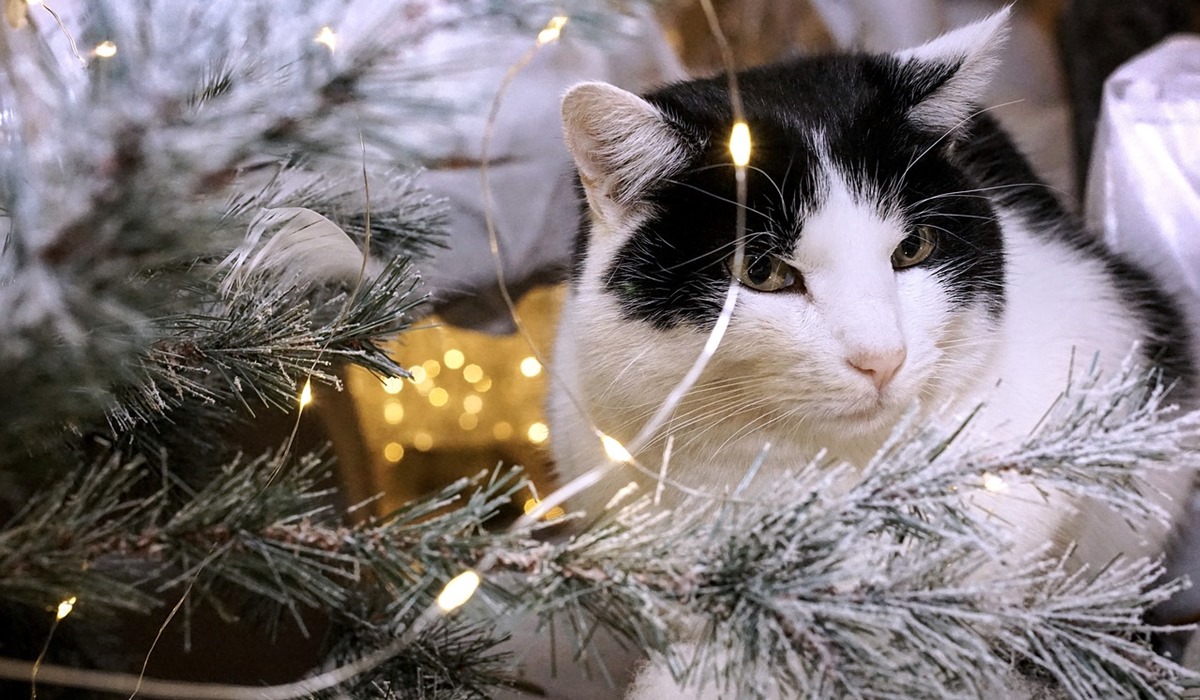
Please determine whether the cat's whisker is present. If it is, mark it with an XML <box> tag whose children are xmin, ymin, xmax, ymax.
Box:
<box><xmin>900</xmin><ymin>100</ymin><xmax>1026</xmax><ymax>182</ymax></box>
<box><xmin>904</xmin><ymin>182</ymin><xmax>1062</xmax><ymax>211</ymax></box>
<box><xmin>662</xmin><ymin>178</ymin><xmax>773</xmax><ymax>219</ymax></box>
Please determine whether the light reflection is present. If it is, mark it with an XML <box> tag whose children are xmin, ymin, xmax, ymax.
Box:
<box><xmin>527</xmin><ymin>422</ymin><xmax>549</xmax><ymax>444</ymax></box>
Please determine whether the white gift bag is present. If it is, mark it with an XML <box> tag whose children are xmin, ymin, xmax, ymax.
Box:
<box><xmin>1086</xmin><ymin>36</ymin><xmax>1200</xmax><ymax>325</ymax></box>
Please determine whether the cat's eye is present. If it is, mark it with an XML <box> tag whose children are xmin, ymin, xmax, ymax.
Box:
<box><xmin>892</xmin><ymin>226</ymin><xmax>936</xmax><ymax>269</ymax></box>
<box><xmin>728</xmin><ymin>253</ymin><xmax>796</xmax><ymax>292</ymax></box>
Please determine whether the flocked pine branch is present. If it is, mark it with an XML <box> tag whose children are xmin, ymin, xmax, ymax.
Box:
<box><xmin>3</xmin><ymin>363</ymin><xmax>1196</xmax><ymax>699</ymax></box>
<box><xmin>0</xmin><ymin>0</ymin><xmax>617</xmax><ymax>455</ymax></box>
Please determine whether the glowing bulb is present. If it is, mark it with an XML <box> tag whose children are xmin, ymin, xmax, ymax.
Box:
<box><xmin>729</xmin><ymin>121</ymin><xmax>751</xmax><ymax>167</ymax></box>
<box><xmin>536</xmin><ymin>15</ymin><xmax>568</xmax><ymax>45</ymax></box>
<box><xmin>474</xmin><ymin>376</ymin><xmax>493</xmax><ymax>392</ymax></box>
<box><xmin>982</xmin><ymin>472</ymin><xmax>1007</xmax><ymax>493</ymax></box>
<box><xmin>601</xmin><ymin>434</ymin><xmax>633</xmax><ymax>463</ymax></box>
<box><xmin>93</xmin><ymin>41</ymin><xmax>117</xmax><ymax>58</ymax></box>
<box><xmin>422</xmin><ymin>359</ymin><xmax>442</xmax><ymax>378</ymax></box>
<box><xmin>436</xmin><ymin>570</ymin><xmax>480</xmax><ymax>611</ymax></box>
<box><xmin>55</xmin><ymin>596</ymin><xmax>77</xmax><ymax>620</ymax></box>
<box><xmin>463</xmin><ymin>394</ymin><xmax>483</xmax><ymax>414</ymax></box>
<box><xmin>443</xmin><ymin>349</ymin><xmax>465</xmax><ymax>370</ymax></box>
<box><xmin>458</xmin><ymin>413</ymin><xmax>478</xmax><ymax>430</ymax></box>
<box><xmin>382</xmin><ymin>376</ymin><xmax>405</xmax><ymax>394</ymax></box>
<box><xmin>462</xmin><ymin>364</ymin><xmax>483</xmax><ymax>383</ymax></box>
<box><xmin>409</xmin><ymin>365</ymin><xmax>428</xmax><ymax>384</ymax></box>
<box><xmin>522</xmin><ymin>498</ymin><xmax>564</xmax><ymax>520</ymax></box>
<box><xmin>298</xmin><ymin>379</ymin><xmax>313</xmax><ymax>408</ymax></box>
<box><xmin>384</xmin><ymin>442</ymin><xmax>404</xmax><ymax>462</ymax></box>
<box><xmin>527</xmin><ymin>422</ymin><xmax>549</xmax><ymax>444</ymax></box>
<box><xmin>493</xmin><ymin>421</ymin><xmax>513</xmax><ymax>440</ymax></box>
<box><xmin>315</xmin><ymin>26</ymin><xmax>337</xmax><ymax>52</ymax></box>
<box><xmin>414</xmin><ymin>431</ymin><xmax>434</xmax><ymax>451</ymax></box>
<box><xmin>429</xmin><ymin>387</ymin><xmax>449</xmax><ymax>407</ymax></box>
<box><xmin>384</xmin><ymin>402</ymin><xmax>404</xmax><ymax>424</ymax></box>
<box><xmin>519</xmin><ymin>356</ymin><xmax>542</xmax><ymax>378</ymax></box>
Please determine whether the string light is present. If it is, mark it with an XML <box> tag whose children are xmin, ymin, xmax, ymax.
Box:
<box><xmin>729</xmin><ymin>121</ymin><xmax>752</xmax><ymax>167</ymax></box>
<box><xmin>493</xmin><ymin>421</ymin><xmax>513</xmax><ymax>440</ymax></box>
<box><xmin>429</xmin><ymin>387</ymin><xmax>449</xmax><ymax>407</ymax></box>
<box><xmin>384</xmin><ymin>442</ymin><xmax>404</xmax><ymax>462</ymax></box>
<box><xmin>458</xmin><ymin>413</ymin><xmax>478</xmax><ymax>430</ymax></box>
<box><xmin>523</xmin><ymin>498</ymin><xmax>564</xmax><ymax>520</ymax></box>
<box><xmin>982</xmin><ymin>472</ymin><xmax>1007</xmax><ymax>493</ymax></box>
<box><xmin>527</xmin><ymin>422</ymin><xmax>549</xmax><ymax>444</ymax></box>
<box><xmin>414</xmin><ymin>431</ymin><xmax>434</xmax><ymax>451</ymax></box>
<box><xmin>462</xmin><ymin>364</ymin><xmax>483</xmax><ymax>383</ymax></box>
<box><xmin>409</xmin><ymin>365</ymin><xmax>428</xmax><ymax>384</ymax></box>
<box><xmin>600</xmin><ymin>434</ymin><xmax>633</xmax><ymax>463</ymax></box>
<box><xmin>298</xmin><ymin>378</ymin><xmax>313</xmax><ymax>408</ymax></box>
<box><xmin>314</xmin><ymin>25</ymin><xmax>337</xmax><ymax>52</ymax></box>
<box><xmin>436</xmin><ymin>570</ymin><xmax>480</xmax><ymax>612</ymax></box>
<box><xmin>443</xmin><ymin>349</ymin><xmax>465</xmax><ymax>370</ymax></box>
<box><xmin>474</xmin><ymin>376</ymin><xmax>493</xmax><ymax>392</ymax></box>
<box><xmin>519</xmin><ymin>356</ymin><xmax>542</xmax><ymax>378</ymax></box>
<box><xmin>92</xmin><ymin>40</ymin><xmax>117</xmax><ymax>58</ymax></box>
<box><xmin>55</xmin><ymin>596</ymin><xmax>77</xmax><ymax>620</ymax></box>
<box><xmin>463</xmin><ymin>394</ymin><xmax>483</xmax><ymax>414</ymax></box>
<box><xmin>382</xmin><ymin>376</ymin><xmax>405</xmax><ymax>394</ymax></box>
<box><xmin>422</xmin><ymin>359</ymin><xmax>442</xmax><ymax>378</ymax></box>
<box><xmin>536</xmin><ymin>15</ymin><xmax>568</xmax><ymax>46</ymax></box>
<box><xmin>384</xmin><ymin>402</ymin><xmax>404</xmax><ymax>424</ymax></box>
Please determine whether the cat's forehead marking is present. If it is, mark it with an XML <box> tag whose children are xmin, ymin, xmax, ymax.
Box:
<box><xmin>795</xmin><ymin>162</ymin><xmax>900</xmax><ymax>268</ymax></box>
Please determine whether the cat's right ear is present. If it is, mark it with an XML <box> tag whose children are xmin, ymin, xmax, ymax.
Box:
<box><xmin>561</xmin><ymin>82</ymin><xmax>688</xmax><ymax>224</ymax></box>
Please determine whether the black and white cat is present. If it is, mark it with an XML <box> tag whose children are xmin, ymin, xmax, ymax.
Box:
<box><xmin>548</xmin><ymin>8</ymin><xmax>1194</xmax><ymax>696</ymax></box>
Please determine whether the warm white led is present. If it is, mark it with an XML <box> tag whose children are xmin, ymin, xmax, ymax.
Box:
<box><xmin>527</xmin><ymin>422</ymin><xmax>549</xmax><ymax>444</ymax></box>
<box><xmin>982</xmin><ymin>472</ymin><xmax>1006</xmax><ymax>493</ymax></box>
<box><xmin>436</xmin><ymin>571</ymin><xmax>480</xmax><ymax>611</ymax></box>
<box><xmin>519</xmin><ymin>356</ymin><xmax>542</xmax><ymax>378</ymax></box>
<box><xmin>601</xmin><ymin>434</ymin><xmax>633</xmax><ymax>463</ymax></box>
<box><xmin>93</xmin><ymin>41</ymin><xmax>117</xmax><ymax>58</ymax></box>
<box><xmin>298</xmin><ymin>379</ymin><xmax>313</xmax><ymax>408</ymax></box>
<box><xmin>443</xmin><ymin>349</ymin><xmax>465</xmax><ymax>369</ymax></box>
<box><xmin>314</xmin><ymin>26</ymin><xmax>337</xmax><ymax>52</ymax></box>
<box><xmin>536</xmin><ymin>15</ymin><xmax>568</xmax><ymax>45</ymax></box>
<box><xmin>729</xmin><ymin>121</ymin><xmax>751</xmax><ymax>167</ymax></box>
<box><xmin>56</xmin><ymin>596</ymin><xmax>77</xmax><ymax>620</ymax></box>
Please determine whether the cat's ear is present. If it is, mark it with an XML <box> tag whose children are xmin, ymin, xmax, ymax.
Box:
<box><xmin>561</xmin><ymin>82</ymin><xmax>689</xmax><ymax>222</ymax></box>
<box><xmin>893</xmin><ymin>7</ymin><xmax>1010</xmax><ymax>133</ymax></box>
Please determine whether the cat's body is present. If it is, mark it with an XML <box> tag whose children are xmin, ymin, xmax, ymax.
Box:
<box><xmin>548</xmin><ymin>10</ymin><xmax>1194</xmax><ymax>695</ymax></box>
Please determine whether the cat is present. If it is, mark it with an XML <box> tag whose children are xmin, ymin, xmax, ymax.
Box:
<box><xmin>547</xmin><ymin>8</ymin><xmax>1195</xmax><ymax>696</ymax></box>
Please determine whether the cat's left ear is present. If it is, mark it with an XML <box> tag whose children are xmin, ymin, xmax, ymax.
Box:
<box><xmin>893</xmin><ymin>6</ymin><xmax>1011</xmax><ymax>133</ymax></box>
<box><xmin>561</xmin><ymin>82</ymin><xmax>690</xmax><ymax>225</ymax></box>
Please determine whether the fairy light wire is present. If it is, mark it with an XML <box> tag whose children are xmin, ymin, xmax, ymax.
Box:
<box><xmin>516</xmin><ymin>0</ymin><xmax>753</xmax><ymax>524</ymax></box>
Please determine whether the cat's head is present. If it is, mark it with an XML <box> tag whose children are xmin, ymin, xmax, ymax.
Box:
<box><xmin>559</xmin><ymin>10</ymin><xmax>1012</xmax><ymax>452</ymax></box>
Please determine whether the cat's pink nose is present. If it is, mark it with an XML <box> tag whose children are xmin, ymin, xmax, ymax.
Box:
<box><xmin>847</xmin><ymin>347</ymin><xmax>906</xmax><ymax>391</ymax></box>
